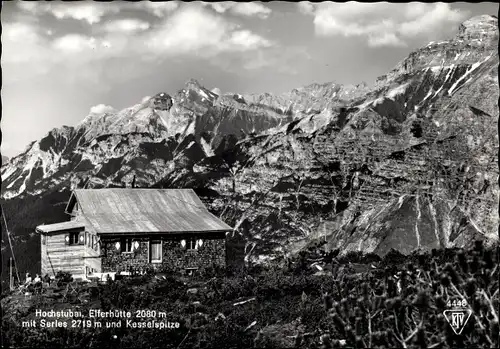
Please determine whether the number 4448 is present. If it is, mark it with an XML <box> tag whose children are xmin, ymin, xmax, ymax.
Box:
<box><xmin>447</xmin><ymin>299</ymin><xmax>468</xmax><ymax>308</ymax></box>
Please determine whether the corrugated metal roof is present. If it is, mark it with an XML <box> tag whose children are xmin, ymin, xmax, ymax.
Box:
<box><xmin>36</xmin><ymin>220</ymin><xmax>85</xmax><ymax>233</ymax></box>
<box><xmin>72</xmin><ymin>188</ymin><xmax>232</xmax><ymax>234</ymax></box>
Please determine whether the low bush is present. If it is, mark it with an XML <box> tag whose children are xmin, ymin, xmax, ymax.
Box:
<box><xmin>1</xmin><ymin>242</ymin><xmax>498</xmax><ymax>348</ymax></box>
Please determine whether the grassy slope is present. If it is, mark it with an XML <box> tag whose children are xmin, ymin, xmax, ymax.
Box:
<box><xmin>1</xmin><ymin>243</ymin><xmax>498</xmax><ymax>349</ymax></box>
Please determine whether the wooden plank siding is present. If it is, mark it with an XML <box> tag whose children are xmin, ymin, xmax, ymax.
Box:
<box><xmin>41</xmin><ymin>230</ymin><xmax>86</xmax><ymax>279</ymax></box>
<box><xmin>40</xmin><ymin>221</ymin><xmax>103</xmax><ymax>279</ymax></box>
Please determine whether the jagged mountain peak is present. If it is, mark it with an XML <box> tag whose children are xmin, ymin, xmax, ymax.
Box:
<box><xmin>184</xmin><ymin>78</ymin><xmax>205</xmax><ymax>90</ymax></box>
<box><xmin>46</xmin><ymin>125</ymin><xmax>74</xmax><ymax>136</ymax></box>
<box><xmin>172</xmin><ymin>80</ymin><xmax>222</xmax><ymax>115</ymax></box>
<box><xmin>456</xmin><ymin>14</ymin><xmax>498</xmax><ymax>44</ymax></box>
<box><xmin>459</xmin><ymin>14</ymin><xmax>498</xmax><ymax>33</ymax></box>
<box><xmin>148</xmin><ymin>92</ymin><xmax>173</xmax><ymax>111</ymax></box>
<box><xmin>376</xmin><ymin>14</ymin><xmax>498</xmax><ymax>86</ymax></box>
<box><xmin>2</xmin><ymin>17</ymin><xmax>498</xmax><ymax>260</ymax></box>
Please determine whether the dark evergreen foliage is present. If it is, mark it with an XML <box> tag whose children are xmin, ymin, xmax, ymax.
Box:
<box><xmin>1</xmin><ymin>243</ymin><xmax>498</xmax><ymax>348</ymax></box>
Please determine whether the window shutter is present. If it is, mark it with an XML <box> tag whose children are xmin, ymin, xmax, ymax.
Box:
<box><xmin>64</xmin><ymin>234</ymin><xmax>70</xmax><ymax>245</ymax></box>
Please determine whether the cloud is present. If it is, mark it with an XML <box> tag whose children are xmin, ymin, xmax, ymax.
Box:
<box><xmin>297</xmin><ymin>2</ymin><xmax>315</xmax><ymax>15</ymax></box>
<box><xmin>52</xmin><ymin>34</ymin><xmax>101</xmax><ymax>53</ymax></box>
<box><xmin>4</xmin><ymin>5</ymin><xmax>272</xmax><ymax>67</ymax></box>
<box><xmin>368</xmin><ymin>33</ymin><xmax>406</xmax><ymax>48</ymax></box>
<box><xmin>228</xmin><ymin>3</ymin><xmax>272</xmax><ymax>19</ymax></box>
<box><xmin>297</xmin><ymin>3</ymin><xmax>467</xmax><ymax>47</ymax></box>
<box><xmin>103</xmin><ymin>19</ymin><xmax>151</xmax><ymax>33</ymax></box>
<box><xmin>208</xmin><ymin>3</ymin><xmax>234</xmax><ymax>14</ymax></box>
<box><xmin>141</xmin><ymin>96</ymin><xmax>152</xmax><ymax>103</ymax></box>
<box><xmin>17</xmin><ymin>1</ymin><xmax>119</xmax><ymax>24</ymax></box>
<box><xmin>16</xmin><ymin>1</ymin><xmax>179</xmax><ymax>24</ymax></box>
<box><xmin>399</xmin><ymin>3</ymin><xmax>465</xmax><ymax>37</ymax></box>
<box><xmin>2</xmin><ymin>21</ymin><xmax>39</xmax><ymax>42</ymax></box>
<box><xmin>227</xmin><ymin>30</ymin><xmax>273</xmax><ymax>51</ymax></box>
<box><xmin>132</xmin><ymin>1</ymin><xmax>180</xmax><ymax>17</ymax></box>
<box><xmin>4</xmin><ymin>2</ymin><xmax>275</xmax><ymax>84</ymax></box>
<box><xmin>89</xmin><ymin>104</ymin><xmax>116</xmax><ymax>114</ymax></box>
<box><xmin>2</xmin><ymin>20</ymin><xmax>122</xmax><ymax>85</ymax></box>
<box><xmin>213</xmin><ymin>46</ymin><xmax>311</xmax><ymax>75</ymax></box>
<box><xmin>2</xmin><ymin>22</ymin><xmax>50</xmax><ymax>64</ymax></box>
<box><xmin>145</xmin><ymin>6</ymin><xmax>273</xmax><ymax>56</ymax></box>
<box><xmin>203</xmin><ymin>2</ymin><xmax>272</xmax><ymax>19</ymax></box>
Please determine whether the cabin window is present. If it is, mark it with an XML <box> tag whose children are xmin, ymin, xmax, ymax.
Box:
<box><xmin>121</xmin><ymin>238</ymin><xmax>133</xmax><ymax>253</ymax></box>
<box><xmin>189</xmin><ymin>239</ymin><xmax>196</xmax><ymax>250</ymax></box>
<box><xmin>187</xmin><ymin>238</ymin><xmax>201</xmax><ymax>250</ymax></box>
<box><xmin>66</xmin><ymin>232</ymin><xmax>82</xmax><ymax>246</ymax></box>
<box><xmin>150</xmin><ymin>240</ymin><xmax>162</xmax><ymax>263</ymax></box>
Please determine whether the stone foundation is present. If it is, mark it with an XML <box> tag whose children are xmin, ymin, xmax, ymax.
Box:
<box><xmin>100</xmin><ymin>235</ymin><xmax>226</xmax><ymax>274</ymax></box>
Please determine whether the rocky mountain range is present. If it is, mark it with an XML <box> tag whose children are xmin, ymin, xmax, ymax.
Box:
<box><xmin>1</xmin><ymin>15</ymin><xmax>498</xmax><ymax>263</ymax></box>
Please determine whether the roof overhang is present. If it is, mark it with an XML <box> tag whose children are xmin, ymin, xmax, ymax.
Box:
<box><xmin>95</xmin><ymin>229</ymin><xmax>231</xmax><ymax>236</ymax></box>
<box><xmin>36</xmin><ymin>220</ymin><xmax>85</xmax><ymax>234</ymax></box>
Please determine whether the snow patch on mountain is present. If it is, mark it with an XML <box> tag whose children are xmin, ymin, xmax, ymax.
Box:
<box><xmin>1</xmin><ymin>166</ymin><xmax>17</xmax><ymax>182</ymax></box>
<box><xmin>156</xmin><ymin>110</ymin><xmax>170</xmax><ymax>129</ymax></box>
<box><xmin>199</xmin><ymin>89</ymin><xmax>209</xmax><ymax>100</ymax></box>
<box><xmin>422</xmin><ymin>89</ymin><xmax>434</xmax><ymax>102</ymax></box>
<box><xmin>386</xmin><ymin>83</ymin><xmax>409</xmax><ymax>100</ymax></box>
<box><xmin>430</xmin><ymin>66</ymin><xmax>442</xmax><ymax>74</ymax></box>
<box><xmin>432</xmin><ymin>85</ymin><xmax>444</xmax><ymax>99</ymax></box>
<box><xmin>444</xmin><ymin>65</ymin><xmax>455</xmax><ymax>83</ymax></box>
<box><xmin>200</xmin><ymin>137</ymin><xmax>214</xmax><ymax>157</ymax></box>
<box><xmin>448</xmin><ymin>56</ymin><xmax>489</xmax><ymax>95</ymax></box>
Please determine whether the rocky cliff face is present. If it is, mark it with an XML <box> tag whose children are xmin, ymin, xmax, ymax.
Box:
<box><xmin>1</xmin><ymin>80</ymin><xmax>291</xmax><ymax>199</ymax></box>
<box><xmin>182</xmin><ymin>14</ymin><xmax>499</xmax><ymax>260</ymax></box>
<box><xmin>1</xmin><ymin>15</ymin><xmax>498</xmax><ymax>262</ymax></box>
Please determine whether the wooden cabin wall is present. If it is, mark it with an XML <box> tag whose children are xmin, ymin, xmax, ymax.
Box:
<box><xmin>83</xmin><ymin>225</ymin><xmax>102</xmax><ymax>274</ymax></box>
<box><xmin>41</xmin><ymin>230</ymin><xmax>85</xmax><ymax>279</ymax></box>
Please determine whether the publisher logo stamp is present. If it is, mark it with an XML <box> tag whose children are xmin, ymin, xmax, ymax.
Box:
<box><xmin>443</xmin><ymin>299</ymin><xmax>472</xmax><ymax>335</ymax></box>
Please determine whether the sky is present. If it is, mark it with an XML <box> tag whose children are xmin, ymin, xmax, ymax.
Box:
<box><xmin>1</xmin><ymin>1</ymin><xmax>498</xmax><ymax>158</ymax></box>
